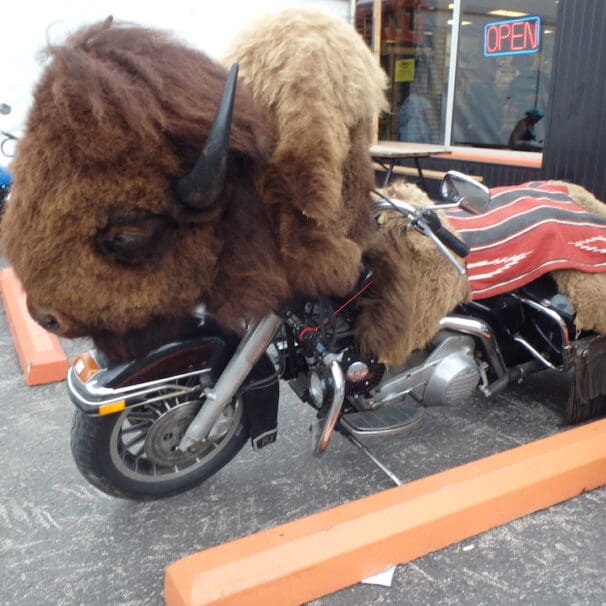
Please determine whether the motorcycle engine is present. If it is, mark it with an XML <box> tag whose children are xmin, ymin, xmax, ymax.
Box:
<box><xmin>304</xmin><ymin>348</ymin><xmax>385</xmax><ymax>409</ymax></box>
<box><xmin>342</xmin><ymin>348</ymin><xmax>385</xmax><ymax>395</ymax></box>
<box><xmin>423</xmin><ymin>334</ymin><xmax>481</xmax><ymax>405</ymax></box>
<box><xmin>372</xmin><ymin>333</ymin><xmax>481</xmax><ymax>407</ymax></box>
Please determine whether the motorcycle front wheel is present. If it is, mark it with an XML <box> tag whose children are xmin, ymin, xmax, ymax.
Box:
<box><xmin>70</xmin><ymin>340</ymin><xmax>273</xmax><ymax>500</ymax></box>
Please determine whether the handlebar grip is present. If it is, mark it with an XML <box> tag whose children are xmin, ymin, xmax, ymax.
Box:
<box><xmin>433</xmin><ymin>224</ymin><xmax>470</xmax><ymax>258</ymax></box>
<box><xmin>421</xmin><ymin>209</ymin><xmax>470</xmax><ymax>258</ymax></box>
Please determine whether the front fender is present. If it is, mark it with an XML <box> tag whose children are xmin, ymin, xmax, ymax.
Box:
<box><xmin>68</xmin><ymin>318</ymin><xmax>279</xmax><ymax>449</ymax></box>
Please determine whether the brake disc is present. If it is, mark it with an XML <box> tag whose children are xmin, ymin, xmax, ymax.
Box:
<box><xmin>144</xmin><ymin>401</ymin><xmax>206</xmax><ymax>466</ymax></box>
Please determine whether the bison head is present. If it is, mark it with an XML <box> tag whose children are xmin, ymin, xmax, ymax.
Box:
<box><xmin>1</xmin><ymin>19</ymin><xmax>290</xmax><ymax>360</ymax></box>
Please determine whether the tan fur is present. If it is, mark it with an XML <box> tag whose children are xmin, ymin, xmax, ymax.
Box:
<box><xmin>357</xmin><ymin>181</ymin><xmax>469</xmax><ymax>364</ymax></box>
<box><xmin>223</xmin><ymin>9</ymin><xmax>388</xmax><ymax>206</ymax></box>
<box><xmin>548</xmin><ymin>181</ymin><xmax>606</xmax><ymax>335</ymax></box>
<box><xmin>223</xmin><ymin>8</ymin><xmax>388</xmax><ymax>296</ymax></box>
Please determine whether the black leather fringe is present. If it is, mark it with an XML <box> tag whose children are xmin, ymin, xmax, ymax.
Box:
<box><xmin>566</xmin><ymin>336</ymin><xmax>606</xmax><ymax>424</ymax></box>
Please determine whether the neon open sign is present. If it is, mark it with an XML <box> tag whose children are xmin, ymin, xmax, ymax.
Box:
<box><xmin>484</xmin><ymin>16</ymin><xmax>541</xmax><ymax>57</ymax></box>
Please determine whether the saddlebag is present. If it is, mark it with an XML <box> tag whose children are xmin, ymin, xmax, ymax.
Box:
<box><xmin>566</xmin><ymin>335</ymin><xmax>606</xmax><ymax>423</ymax></box>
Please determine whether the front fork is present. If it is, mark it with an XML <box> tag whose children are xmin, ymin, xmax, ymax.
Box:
<box><xmin>178</xmin><ymin>313</ymin><xmax>284</xmax><ymax>452</ymax></box>
<box><xmin>178</xmin><ymin>311</ymin><xmax>348</xmax><ymax>454</ymax></box>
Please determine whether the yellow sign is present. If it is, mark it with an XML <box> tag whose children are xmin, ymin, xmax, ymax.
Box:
<box><xmin>395</xmin><ymin>59</ymin><xmax>415</xmax><ymax>82</ymax></box>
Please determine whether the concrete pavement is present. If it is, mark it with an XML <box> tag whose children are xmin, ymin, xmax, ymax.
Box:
<box><xmin>1</xmin><ymin>294</ymin><xmax>606</xmax><ymax>605</ymax></box>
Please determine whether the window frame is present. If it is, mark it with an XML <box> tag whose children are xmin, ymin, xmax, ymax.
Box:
<box><xmin>366</xmin><ymin>0</ymin><xmax>548</xmax><ymax>166</ymax></box>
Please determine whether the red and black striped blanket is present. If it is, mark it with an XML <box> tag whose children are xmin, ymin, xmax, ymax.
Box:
<box><xmin>445</xmin><ymin>181</ymin><xmax>606</xmax><ymax>299</ymax></box>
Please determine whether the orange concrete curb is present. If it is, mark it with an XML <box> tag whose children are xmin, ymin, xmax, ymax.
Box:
<box><xmin>164</xmin><ymin>418</ymin><xmax>606</xmax><ymax>606</ymax></box>
<box><xmin>0</xmin><ymin>267</ymin><xmax>69</xmax><ymax>385</ymax></box>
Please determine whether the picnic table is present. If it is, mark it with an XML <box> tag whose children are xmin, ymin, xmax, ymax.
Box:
<box><xmin>369</xmin><ymin>141</ymin><xmax>451</xmax><ymax>189</ymax></box>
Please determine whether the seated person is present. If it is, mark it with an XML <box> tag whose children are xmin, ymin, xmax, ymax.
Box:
<box><xmin>508</xmin><ymin>108</ymin><xmax>544</xmax><ymax>151</ymax></box>
<box><xmin>398</xmin><ymin>86</ymin><xmax>435</xmax><ymax>143</ymax></box>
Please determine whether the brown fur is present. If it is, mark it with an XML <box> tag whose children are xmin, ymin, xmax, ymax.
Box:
<box><xmin>0</xmin><ymin>12</ymin><xmax>389</xmax><ymax>361</ymax></box>
<box><xmin>1</xmin><ymin>18</ymin><xmax>291</xmax><ymax>358</ymax></box>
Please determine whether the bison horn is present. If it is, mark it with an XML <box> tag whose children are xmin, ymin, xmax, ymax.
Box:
<box><xmin>175</xmin><ymin>63</ymin><xmax>239</xmax><ymax>211</ymax></box>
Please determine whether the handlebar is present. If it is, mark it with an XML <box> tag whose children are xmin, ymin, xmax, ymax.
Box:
<box><xmin>420</xmin><ymin>209</ymin><xmax>470</xmax><ymax>258</ymax></box>
<box><xmin>372</xmin><ymin>190</ymin><xmax>468</xmax><ymax>275</ymax></box>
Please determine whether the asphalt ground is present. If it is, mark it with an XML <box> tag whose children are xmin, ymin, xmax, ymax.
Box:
<box><xmin>1</xmin><ymin>279</ymin><xmax>606</xmax><ymax>605</ymax></box>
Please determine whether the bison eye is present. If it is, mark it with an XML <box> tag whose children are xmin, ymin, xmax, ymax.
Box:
<box><xmin>95</xmin><ymin>215</ymin><xmax>176</xmax><ymax>265</ymax></box>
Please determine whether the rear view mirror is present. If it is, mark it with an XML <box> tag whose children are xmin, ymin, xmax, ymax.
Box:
<box><xmin>440</xmin><ymin>171</ymin><xmax>490</xmax><ymax>215</ymax></box>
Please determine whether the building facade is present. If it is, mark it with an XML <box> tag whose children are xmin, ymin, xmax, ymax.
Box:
<box><xmin>357</xmin><ymin>0</ymin><xmax>606</xmax><ymax>199</ymax></box>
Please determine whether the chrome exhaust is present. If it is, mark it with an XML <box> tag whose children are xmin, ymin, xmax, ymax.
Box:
<box><xmin>439</xmin><ymin>315</ymin><xmax>507</xmax><ymax>377</ymax></box>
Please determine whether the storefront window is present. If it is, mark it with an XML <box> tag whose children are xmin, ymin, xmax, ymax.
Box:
<box><xmin>356</xmin><ymin>0</ymin><xmax>453</xmax><ymax>142</ymax></box>
<box><xmin>453</xmin><ymin>1</ymin><xmax>557</xmax><ymax>151</ymax></box>
<box><xmin>355</xmin><ymin>0</ymin><xmax>558</xmax><ymax>153</ymax></box>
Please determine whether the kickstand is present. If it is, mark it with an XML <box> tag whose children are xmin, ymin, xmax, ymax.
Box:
<box><xmin>341</xmin><ymin>427</ymin><xmax>403</xmax><ymax>487</ymax></box>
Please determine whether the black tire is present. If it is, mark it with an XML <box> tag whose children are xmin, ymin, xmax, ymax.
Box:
<box><xmin>70</xmin><ymin>339</ymin><xmax>274</xmax><ymax>500</ymax></box>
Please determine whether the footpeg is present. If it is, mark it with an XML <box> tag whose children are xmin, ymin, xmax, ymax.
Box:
<box><xmin>340</xmin><ymin>399</ymin><xmax>422</xmax><ymax>436</ymax></box>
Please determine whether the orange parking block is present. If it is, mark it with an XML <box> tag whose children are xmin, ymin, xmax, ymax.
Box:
<box><xmin>0</xmin><ymin>267</ymin><xmax>69</xmax><ymax>385</ymax></box>
<box><xmin>164</xmin><ymin>419</ymin><xmax>606</xmax><ymax>606</ymax></box>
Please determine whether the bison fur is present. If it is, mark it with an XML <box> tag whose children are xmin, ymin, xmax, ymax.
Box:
<box><xmin>1</xmin><ymin>10</ymin><xmax>391</xmax><ymax>361</ymax></box>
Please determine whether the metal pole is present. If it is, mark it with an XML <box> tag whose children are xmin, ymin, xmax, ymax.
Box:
<box><xmin>344</xmin><ymin>432</ymin><xmax>403</xmax><ymax>486</ymax></box>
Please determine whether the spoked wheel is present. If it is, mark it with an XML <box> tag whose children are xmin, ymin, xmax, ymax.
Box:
<box><xmin>108</xmin><ymin>383</ymin><xmax>245</xmax><ymax>484</ymax></box>
<box><xmin>71</xmin><ymin>340</ymin><xmax>255</xmax><ymax>500</ymax></box>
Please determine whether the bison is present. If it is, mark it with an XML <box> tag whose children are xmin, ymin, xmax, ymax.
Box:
<box><xmin>3</xmin><ymin>9</ymin><xmax>462</xmax><ymax>364</ymax></box>
<box><xmin>4</xmin><ymin>8</ymin><xmax>606</xmax><ymax>368</ymax></box>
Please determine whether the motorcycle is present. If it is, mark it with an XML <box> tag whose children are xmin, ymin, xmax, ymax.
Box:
<box><xmin>0</xmin><ymin>165</ymin><xmax>10</xmax><ymax>214</ymax></box>
<box><xmin>0</xmin><ymin>102</ymin><xmax>15</xmax><ymax>214</ymax></box>
<box><xmin>67</xmin><ymin>171</ymin><xmax>606</xmax><ymax>499</ymax></box>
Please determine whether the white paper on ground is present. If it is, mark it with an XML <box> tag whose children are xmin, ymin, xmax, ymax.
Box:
<box><xmin>361</xmin><ymin>565</ymin><xmax>397</xmax><ymax>587</ymax></box>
